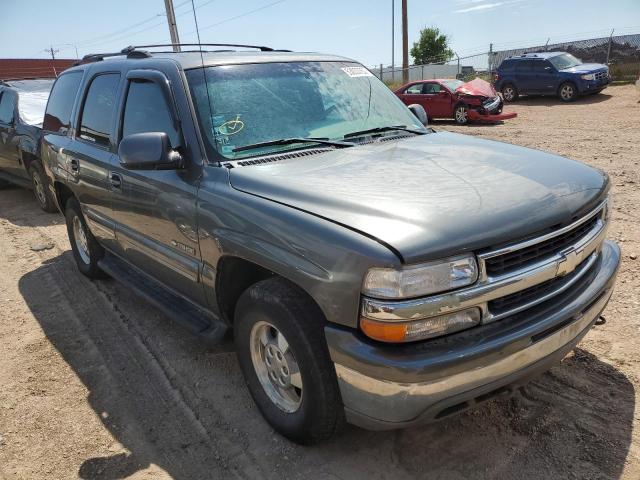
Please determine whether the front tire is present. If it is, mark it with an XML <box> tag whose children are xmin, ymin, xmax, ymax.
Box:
<box><xmin>234</xmin><ymin>278</ymin><xmax>344</xmax><ymax>444</ymax></box>
<box><xmin>65</xmin><ymin>197</ymin><xmax>106</xmax><ymax>279</ymax></box>
<box><xmin>454</xmin><ymin>104</ymin><xmax>469</xmax><ymax>124</ymax></box>
<box><xmin>559</xmin><ymin>82</ymin><xmax>578</xmax><ymax>102</ymax></box>
<box><xmin>30</xmin><ymin>162</ymin><xmax>57</xmax><ymax>212</ymax></box>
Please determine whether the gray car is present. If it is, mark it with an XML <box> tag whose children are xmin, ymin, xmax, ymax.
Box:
<box><xmin>41</xmin><ymin>44</ymin><xmax>620</xmax><ymax>444</ymax></box>
<box><xmin>0</xmin><ymin>79</ymin><xmax>57</xmax><ymax>211</ymax></box>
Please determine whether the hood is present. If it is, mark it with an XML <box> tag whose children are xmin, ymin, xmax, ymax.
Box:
<box><xmin>562</xmin><ymin>63</ymin><xmax>608</xmax><ymax>74</ymax></box>
<box><xmin>229</xmin><ymin>132</ymin><xmax>607</xmax><ymax>263</ymax></box>
<box><xmin>455</xmin><ymin>78</ymin><xmax>497</xmax><ymax>98</ymax></box>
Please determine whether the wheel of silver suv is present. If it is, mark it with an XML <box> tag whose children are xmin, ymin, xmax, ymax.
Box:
<box><xmin>234</xmin><ymin>277</ymin><xmax>343</xmax><ymax>444</ymax></box>
<box><xmin>64</xmin><ymin>197</ymin><xmax>106</xmax><ymax>279</ymax></box>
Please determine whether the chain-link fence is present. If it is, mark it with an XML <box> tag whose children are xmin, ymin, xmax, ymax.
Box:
<box><xmin>490</xmin><ymin>33</ymin><xmax>640</xmax><ymax>82</ymax></box>
<box><xmin>373</xmin><ymin>32</ymin><xmax>640</xmax><ymax>85</ymax></box>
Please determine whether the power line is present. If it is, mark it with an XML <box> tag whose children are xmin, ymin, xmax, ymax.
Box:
<box><xmin>184</xmin><ymin>0</ymin><xmax>286</xmax><ymax>35</ymax></box>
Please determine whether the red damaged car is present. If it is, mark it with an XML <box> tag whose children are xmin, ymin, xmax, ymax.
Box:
<box><xmin>394</xmin><ymin>78</ymin><xmax>517</xmax><ymax>124</ymax></box>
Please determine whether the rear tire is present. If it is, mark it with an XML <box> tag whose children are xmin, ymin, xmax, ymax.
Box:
<box><xmin>501</xmin><ymin>83</ymin><xmax>518</xmax><ymax>102</ymax></box>
<box><xmin>234</xmin><ymin>277</ymin><xmax>344</xmax><ymax>444</ymax></box>
<box><xmin>65</xmin><ymin>197</ymin><xmax>107</xmax><ymax>279</ymax></box>
<box><xmin>30</xmin><ymin>162</ymin><xmax>57</xmax><ymax>213</ymax></box>
<box><xmin>558</xmin><ymin>82</ymin><xmax>578</xmax><ymax>102</ymax></box>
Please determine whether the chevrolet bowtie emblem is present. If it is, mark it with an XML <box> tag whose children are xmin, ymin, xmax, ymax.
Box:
<box><xmin>556</xmin><ymin>247</ymin><xmax>581</xmax><ymax>277</ymax></box>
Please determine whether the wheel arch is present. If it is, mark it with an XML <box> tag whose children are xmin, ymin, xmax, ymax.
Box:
<box><xmin>54</xmin><ymin>181</ymin><xmax>76</xmax><ymax>213</ymax></box>
<box><xmin>215</xmin><ymin>255</ymin><xmax>328</xmax><ymax>327</ymax></box>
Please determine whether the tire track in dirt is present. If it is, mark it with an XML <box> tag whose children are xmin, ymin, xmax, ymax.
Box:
<box><xmin>1</xmin><ymin>196</ymin><xmax>266</xmax><ymax>479</ymax></box>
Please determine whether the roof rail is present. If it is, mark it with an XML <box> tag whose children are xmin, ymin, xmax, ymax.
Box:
<box><xmin>131</xmin><ymin>43</ymin><xmax>279</xmax><ymax>52</ymax></box>
<box><xmin>76</xmin><ymin>46</ymin><xmax>152</xmax><ymax>65</ymax></box>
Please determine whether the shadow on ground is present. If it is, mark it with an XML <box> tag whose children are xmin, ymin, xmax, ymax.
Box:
<box><xmin>510</xmin><ymin>92</ymin><xmax>613</xmax><ymax>106</ymax></box>
<box><xmin>0</xmin><ymin>186</ymin><xmax>62</xmax><ymax>227</ymax></box>
<box><xmin>19</xmin><ymin>252</ymin><xmax>635</xmax><ymax>479</ymax></box>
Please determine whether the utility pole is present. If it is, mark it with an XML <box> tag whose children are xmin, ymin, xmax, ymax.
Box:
<box><xmin>391</xmin><ymin>0</ymin><xmax>395</xmax><ymax>83</ymax></box>
<box><xmin>164</xmin><ymin>0</ymin><xmax>181</xmax><ymax>52</ymax></box>
<box><xmin>402</xmin><ymin>0</ymin><xmax>408</xmax><ymax>84</ymax></box>
<box><xmin>44</xmin><ymin>46</ymin><xmax>59</xmax><ymax>76</ymax></box>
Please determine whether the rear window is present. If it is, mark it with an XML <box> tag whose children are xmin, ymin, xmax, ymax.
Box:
<box><xmin>79</xmin><ymin>73</ymin><xmax>120</xmax><ymax>147</ymax></box>
<box><xmin>43</xmin><ymin>71</ymin><xmax>83</xmax><ymax>133</ymax></box>
<box><xmin>515</xmin><ymin>60</ymin><xmax>535</xmax><ymax>72</ymax></box>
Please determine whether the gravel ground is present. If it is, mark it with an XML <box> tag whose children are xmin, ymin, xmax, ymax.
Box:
<box><xmin>0</xmin><ymin>84</ymin><xmax>638</xmax><ymax>480</ymax></box>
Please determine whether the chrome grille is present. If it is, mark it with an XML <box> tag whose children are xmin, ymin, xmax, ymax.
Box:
<box><xmin>594</xmin><ymin>71</ymin><xmax>608</xmax><ymax>81</ymax></box>
<box><xmin>484</xmin><ymin>213</ymin><xmax>600</xmax><ymax>277</ymax></box>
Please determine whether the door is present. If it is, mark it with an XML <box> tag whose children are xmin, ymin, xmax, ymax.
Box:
<box><xmin>533</xmin><ymin>60</ymin><xmax>557</xmax><ymax>95</ymax></box>
<box><xmin>111</xmin><ymin>69</ymin><xmax>205</xmax><ymax>306</ymax></box>
<box><xmin>66</xmin><ymin>72</ymin><xmax>121</xmax><ymax>249</ymax></box>
<box><xmin>514</xmin><ymin>60</ymin><xmax>537</xmax><ymax>94</ymax></box>
<box><xmin>399</xmin><ymin>82</ymin><xmax>426</xmax><ymax>108</ymax></box>
<box><xmin>0</xmin><ymin>89</ymin><xmax>21</xmax><ymax>179</ymax></box>
<box><xmin>420</xmin><ymin>82</ymin><xmax>452</xmax><ymax>118</ymax></box>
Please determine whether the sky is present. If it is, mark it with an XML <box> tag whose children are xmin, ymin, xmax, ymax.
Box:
<box><xmin>1</xmin><ymin>0</ymin><xmax>639</xmax><ymax>68</ymax></box>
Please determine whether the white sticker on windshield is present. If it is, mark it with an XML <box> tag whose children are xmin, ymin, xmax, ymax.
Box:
<box><xmin>341</xmin><ymin>66</ymin><xmax>374</xmax><ymax>78</ymax></box>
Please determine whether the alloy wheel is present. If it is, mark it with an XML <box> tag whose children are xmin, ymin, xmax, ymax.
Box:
<box><xmin>455</xmin><ymin>106</ymin><xmax>468</xmax><ymax>124</ymax></box>
<box><xmin>560</xmin><ymin>84</ymin><xmax>575</xmax><ymax>101</ymax></box>
<box><xmin>32</xmin><ymin>171</ymin><xmax>47</xmax><ymax>207</ymax></box>
<box><xmin>72</xmin><ymin>216</ymin><xmax>90</xmax><ymax>265</ymax></box>
<box><xmin>250</xmin><ymin>321</ymin><xmax>303</xmax><ymax>413</ymax></box>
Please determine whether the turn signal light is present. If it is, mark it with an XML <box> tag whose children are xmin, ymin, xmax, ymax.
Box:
<box><xmin>360</xmin><ymin>307</ymin><xmax>482</xmax><ymax>343</ymax></box>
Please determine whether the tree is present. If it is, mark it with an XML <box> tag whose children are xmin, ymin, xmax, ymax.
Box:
<box><xmin>410</xmin><ymin>27</ymin><xmax>454</xmax><ymax>65</ymax></box>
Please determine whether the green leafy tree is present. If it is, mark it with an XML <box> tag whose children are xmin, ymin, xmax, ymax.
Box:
<box><xmin>410</xmin><ymin>27</ymin><xmax>454</xmax><ymax>65</ymax></box>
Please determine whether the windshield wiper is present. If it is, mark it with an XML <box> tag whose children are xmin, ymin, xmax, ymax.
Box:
<box><xmin>232</xmin><ymin>137</ymin><xmax>354</xmax><ymax>153</ymax></box>
<box><xmin>343</xmin><ymin>125</ymin><xmax>426</xmax><ymax>139</ymax></box>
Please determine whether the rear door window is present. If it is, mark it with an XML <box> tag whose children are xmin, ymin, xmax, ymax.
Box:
<box><xmin>515</xmin><ymin>60</ymin><xmax>534</xmax><ymax>72</ymax></box>
<box><xmin>121</xmin><ymin>80</ymin><xmax>180</xmax><ymax>147</ymax></box>
<box><xmin>79</xmin><ymin>73</ymin><xmax>120</xmax><ymax>148</ymax></box>
<box><xmin>405</xmin><ymin>83</ymin><xmax>424</xmax><ymax>94</ymax></box>
<box><xmin>43</xmin><ymin>71</ymin><xmax>83</xmax><ymax>133</ymax></box>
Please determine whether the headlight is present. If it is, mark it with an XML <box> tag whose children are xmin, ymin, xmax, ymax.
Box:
<box><xmin>581</xmin><ymin>73</ymin><xmax>595</xmax><ymax>80</ymax></box>
<box><xmin>362</xmin><ymin>254</ymin><xmax>478</xmax><ymax>299</ymax></box>
<box><xmin>360</xmin><ymin>307</ymin><xmax>481</xmax><ymax>343</ymax></box>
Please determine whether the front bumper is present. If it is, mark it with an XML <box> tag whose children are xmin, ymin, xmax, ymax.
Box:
<box><xmin>326</xmin><ymin>240</ymin><xmax>620</xmax><ymax>430</ymax></box>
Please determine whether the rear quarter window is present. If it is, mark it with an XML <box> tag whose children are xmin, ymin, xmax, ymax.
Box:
<box><xmin>43</xmin><ymin>71</ymin><xmax>83</xmax><ymax>133</ymax></box>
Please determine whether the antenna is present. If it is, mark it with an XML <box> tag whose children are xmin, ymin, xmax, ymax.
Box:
<box><xmin>190</xmin><ymin>0</ymin><xmax>219</xmax><ymax>163</ymax></box>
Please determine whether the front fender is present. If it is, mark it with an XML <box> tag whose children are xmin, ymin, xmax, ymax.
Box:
<box><xmin>196</xmin><ymin>167</ymin><xmax>400</xmax><ymax>328</ymax></box>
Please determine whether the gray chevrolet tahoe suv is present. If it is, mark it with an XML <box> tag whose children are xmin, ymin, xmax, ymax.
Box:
<box><xmin>41</xmin><ymin>44</ymin><xmax>620</xmax><ymax>444</ymax></box>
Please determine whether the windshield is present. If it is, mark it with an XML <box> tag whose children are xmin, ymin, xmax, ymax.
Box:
<box><xmin>548</xmin><ymin>53</ymin><xmax>582</xmax><ymax>70</ymax></box>
<box><xmin>185</xmin><ymin>61</ymin><xmax>426</xmax><ymax>160</ymax></box>
<box><xmin>441</xmin><ymin>79</ymin><xmax>464</xmax><ymax>91</ymax></box>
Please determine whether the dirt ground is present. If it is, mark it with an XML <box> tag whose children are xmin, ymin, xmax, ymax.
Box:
<box><xmin>0</xmin><ymin>85</ymin><xmax>639</xmax><ymax>480</ymax></box>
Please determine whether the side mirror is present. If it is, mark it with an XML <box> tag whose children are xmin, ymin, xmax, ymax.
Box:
<box><xmin>408</xmin><ymin>104</ymin><xmax>428</xmax><ymax>127</ymax></box>
<box><xmin>438</xmin><ymin>89</ymin><xmax>448</xmax><ymax>95</ymax></box>
<box><xmin>118</xmin><ymin>132</ymin><xmax>183</xmax><ymax>170</ymax></box>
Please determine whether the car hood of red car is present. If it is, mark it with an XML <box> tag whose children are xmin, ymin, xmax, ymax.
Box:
<box><xmin>455</xmin><ymin>78</ymin><xmax>497</xmax><ymax>98</ymax></box>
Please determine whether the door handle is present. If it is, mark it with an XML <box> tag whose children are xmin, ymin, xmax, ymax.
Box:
<box><xmin>110</xmin><ymin>172</ymin><xmax>122</xmax><ymax>190</ymax></box>
<box><xmin>69</xmin><ymin>157</ymin><xmax>79</xmax><ymax>172</ymax></box>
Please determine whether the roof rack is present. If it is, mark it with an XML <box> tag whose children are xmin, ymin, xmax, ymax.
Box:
<box><xmin>132</xmin><ymin>43</ymin><xmax>281</xmax><ymax>52</ymax></box>
<box><xmin>76</xmin><ymin>46</ymin><xmax>152</xmax><ymax>65</ymax></box>
<box><xmin>75</xmin><ymin>43</ymin><xmax>291</xmax><ymax>66</ymax></box>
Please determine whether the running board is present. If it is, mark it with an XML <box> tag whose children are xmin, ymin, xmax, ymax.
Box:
<box><xmin>98</xmin><ymin>253</ymin><xmax>229</xmax><ymax>343</ymax></box>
